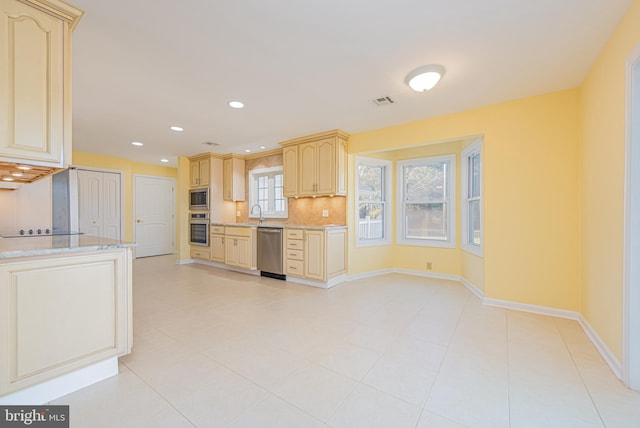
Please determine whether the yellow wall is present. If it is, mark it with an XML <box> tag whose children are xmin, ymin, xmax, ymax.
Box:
<box><xmin>579</xmin><ymin>0</ymin><xmax>640</xmax><ymax>360</ymax></box>
<box><xmin>177</xmin><ymin>156</ymin><xmax>191</xmax><ymax>261</ymax></box>
<box><xmin>349</xmin><ymin>89</ymin><xmax>580</xmax><ymax>310</ymax></box>
<box><xmin>72</xmin><ymin>152</ymin><xmax>178</xmax><ymax>243</ymax></box>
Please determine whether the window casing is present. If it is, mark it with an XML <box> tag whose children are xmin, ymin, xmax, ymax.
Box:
<box><xmin>397</xmin><ymin>154</ymin><xmax>456</xmax><ymax>248</ymax></box>
<box><xmin>462</xmin><ymin>141</ymin><xmax>483</xmax><ymax>255</ymax></box>
<box><xmin>355</xmin><ymin>157</ymin><xmax>392</xmax><ymax>246</ymax></box>
<box><xmin>248</xmin><ymin>166</ymin><xmax>287</xmax><ymax>219</ymax></box>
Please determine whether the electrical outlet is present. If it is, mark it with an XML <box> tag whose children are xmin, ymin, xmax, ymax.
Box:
<box><xmin>236</xmin><ymin>210</ymin><xmax>241</xmax><ymax>217</ymax></box>
<box><xmin>322</xmin><ymin>209</ymin><xmax>329</xmax><ymax>217</ymax></box>
<box><xmin>426</xmin><ymin>261</ymin><xmax>433</xmax><ymax>270</ymax></box>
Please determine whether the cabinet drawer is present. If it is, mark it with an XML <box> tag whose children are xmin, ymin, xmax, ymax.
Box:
<box><xmin>191</xmin><ymin>248</ymin><xmax>211</xmax><ymax>259</ymax></box>
<box><xmin>286</xmin><ymin>259</ymin><xmax>304</xmax><ymax>276</ymax></box>
<box><xmin>287</xmin><ymin>239</ymin><xmax>304</xmax><ymax>250</ymax></box>
<box><xmin>286</xmin><ymin>229</ymin><xmax>304</xmax><ymax>239</ymax></box>
<box><xmin>210</xmin><ymin>226</ymin><xmax>225</xmax><ymax>234</ymax></box>
<box><xmin>286</xmin><ymin>249</ymin><xmax>303</xmax><ymax>260</ymax></box>
<box><xmin>225</xmin><ymin>226</ymin><xmax>254</xmax><ymax>237</ymax></box>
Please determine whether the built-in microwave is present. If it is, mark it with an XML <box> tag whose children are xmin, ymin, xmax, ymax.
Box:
<box><xmin>189</xmin><ymin>187</ymin><xmax>209</xmax><ymax>211</ymax></box>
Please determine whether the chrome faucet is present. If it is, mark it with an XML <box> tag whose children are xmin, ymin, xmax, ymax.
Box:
<box><xmin>250</xmin><ymin>204</ymin><xmax>264</xmax><ymax>224</ymax></box>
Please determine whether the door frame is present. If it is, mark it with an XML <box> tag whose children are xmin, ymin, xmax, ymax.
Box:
<box><xmin>132</xmin><ymin>174</ymin><xmax>176</xmax><ymax>258</ymax></box>
<box><xmin>72</xmin><ymin>165</ymin><xmax>124</xmax><ymax>241</ymax></box>
<box><xmin>623</xmin><ymin>42</ymin><xmax>640</xmax><ymax>391</ymax></box>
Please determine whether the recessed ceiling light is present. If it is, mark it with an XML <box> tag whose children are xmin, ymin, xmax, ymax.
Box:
<box><xmin>170</xmin><ymin>126</ymin><xmax>184</xmax><ymax>132</ymax></box>
<box><xmin>131</xmin><ymin>141</ymin><xmax>143</xmax><ymax>146</ymax></box>
<box><xmin>228</xmin><ymin>101</ymin><xmax>244</xmax><ymax>109</ymax></box>
<box><xmin>160</xmin><ymin>159</ymin><xmax>169</xmax><ymax>163</ymax></box>
<box><xmin>17</xmin><ymin>165</ymin><xmax>31</xmax><ymax>170</ymax></box>
<box><xmin>244</xmin><ymin>149</ymin><xmax>251</xmax><ymax>153</ymax></box>
<box><xmin>11</xmin><ymin>172</ymin><xmax>23</xmax><ymax>177</ymax></box>
<box><xmin>260</xmin><ymin>146</ymin><xmax>266</xmax><ymax>150</ymax></box>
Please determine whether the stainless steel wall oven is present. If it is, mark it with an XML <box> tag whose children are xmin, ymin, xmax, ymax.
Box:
<box><xmin>189</xmin><ymin>212</ymin><xmax>209</xmax><ymax>246</ymax></box>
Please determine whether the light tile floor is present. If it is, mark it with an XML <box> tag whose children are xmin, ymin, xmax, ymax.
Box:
<box><xmin>53</xmin><ymin>255</ymin><xmax>640</xmax><ymax>427</ymax></box>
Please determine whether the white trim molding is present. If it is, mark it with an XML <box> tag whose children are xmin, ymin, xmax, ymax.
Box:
<box><xmin>579</xmin><ymin>315</ymin><xmax>623</xmax><ymax>380</ymax></box>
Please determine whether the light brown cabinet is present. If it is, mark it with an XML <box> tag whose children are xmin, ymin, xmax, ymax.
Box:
<box><xmin>210</xmin><ymin>225</ymin><xmax>225</xmax><ymax>263</ymax></box>
<box><xmin>190</xmin><ymin>157</ymin><xmax>210</xmax><ymax>187</ymax></box>
<box><xmin>279</xmin><ymin>130</ymin><xmax>348</xmax><ymax>197</ymax></box>
<box><xmin>223</xmin><ymin>155</ymin><xmax>245</xmax><ymax>201</ymax></box>
<box><xmin>224</xmin><ymin>226</ymin><xmax>256</xmax><ymax>270</ymax></box>
<box><xmin>0</xmin><ymin>0</ymin><xmax>83</xmax><ymax>167</ymax></box>
<box><xmin>285</xmin><ymin>227</ymin><xmax>346</xmax><ymax>282</ymax></box>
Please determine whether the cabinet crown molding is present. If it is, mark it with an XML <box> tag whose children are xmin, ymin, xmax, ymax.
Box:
<box><xmin>279</xmin><ymin>129</ymin><xmax>350</xmax><ymax>147</ymax></box>
<box><xmin>19</xmin><ymin>0</ymin><xmax>83</xmax><ymax>29</ymax></box>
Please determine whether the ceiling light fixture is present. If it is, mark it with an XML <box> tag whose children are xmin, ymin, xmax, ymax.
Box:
<box><xmin>170</xmin><ymin>126</ymin><xmax>184</xmax><ymax>132</ymax></box>
<box><xmin>405</xmin><ymin>64</ymin><xmax>445</xmax><ymax>92</ymax></box>
<box><xmin>131</xmin><ymin>141</ymin><xmax>143</xmax><ymax>146</ymax></box>
<box><xmin>160</xmin><ymin>159</ymin><xmax>169</xmax><ymax>163</ymax></box>
<box><xmin>244</xmin><ymin>149</ymin><xmax>251</xmax><ymax>153</ymax></box>
<box><xmin>228</xmin><ymin>101</ymin><xmax>244</xmax><ymax>109</ymax></box>
<box><xmin>259</xmin><ymin>146</ymin><xmax>266</xmax><ymax>150</ymax></box>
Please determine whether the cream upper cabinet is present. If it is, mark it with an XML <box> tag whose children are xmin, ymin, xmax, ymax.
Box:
<box><xmin>0</xmin><ymin>0</ymin><xmax>82</xmax><ymax>167</ymax></box>
<box><xmin>189</xmin><ymin>157</ymin><xmax>210</xmax><ymax>187</ymax></box>
<box><xmin>279</xmin><ymin>130</ymin><xmax>348</xmax><ymax>198</ymax></box>
<box><xmin>282</xmin><ymin>145</ymin><xmax>298</xmax><ymax>197</ymax></box>
<box><xmin>223</xmin><ymin>155</ymin><xmax>245</xmax><ymax>201</ymax></box>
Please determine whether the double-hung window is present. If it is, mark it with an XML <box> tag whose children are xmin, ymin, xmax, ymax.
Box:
<box><xmin>356</xmin><ymin>157</ymin><xmax>392</xmax><ymax>246</ymax></box>
<box><xmin>462</xmin><ymin>140</ymin><xmax>482</xmax><ymax>255</ymax></box>
<box><xmin>248</xmin><ymin>166</ymin><xmax>287</xmax><ymax>219</ymax></box>
<box><xmin>397</xmin><ymin>154</ymin><xmax>456</xmax><ymax>247</ymax></box>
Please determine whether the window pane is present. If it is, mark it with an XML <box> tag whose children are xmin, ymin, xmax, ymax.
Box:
<box><xmin>469</xmin><ymin>200</ymin><xmax>481</xmax><ymax>245</ymax></box>
<box><xmin>358</xmin><ymin>202</ymin><xmax>384</xmax><ymax>240</ymax></box>
<box><xmin>358</xmin><ymin>165</ymin><xmax>383</xmax><ymax>201</ymax></box>
<box><xmin>404</xmin><ymin>203</ymin><xmax>447</xmax><ymax>240</ymax></box>
<box><xmin>471</xmin><ymin>154</ymin><xmax>480</xmax><ymax>197</ymax></box>
<box><xmin>404</xmin><ymin>163</ymin><xmax>446</xmax><ymax>202</ymax></box>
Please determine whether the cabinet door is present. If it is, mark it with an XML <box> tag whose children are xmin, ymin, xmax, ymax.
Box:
<box><xmin>198</xmin><ymin>159</ymin><xmax>210</xmax><ymax>187</ymax></box>
<box><xmin>304</xmin><ymin>230</ymin><xmax>325</xmax><ymax>281</ymax></box>
<box><xmin>0</xmin><ymin>1</ymin><xmax>64</xmax><ymax>164</ymax></box>
<box><xmin>298</xmin><ymin>142</ymin><xmax>317</xmax><ymax>196</ymax></box>
<box><xmin>316</xmin><ymin>139</ymin><xmax>336</xmax><ymax>195</ymax></box>
<box><xmin>210</xmin><ymin>234</ymin><xmax>225</xmax><ymax>262</ymax></box>
<box><xmin>282</xmin><ymin>145</ymin><xmax>298</xmax><ymax>197</ymax></box>
<box><xmin>223</xmin><ymin>158</ymin><xmax>232</xmax><ymax>200</ymax></box>
<box><xmin>225</xmin><ymin>236</ymin><xmax>239</xmax><ymax>266</ymax></box>
<box><xmin>190</xmin><ymin>161</ymin><xmax>200</xmax><ymax>187</ymax></box>
<box><xmin>78</xmin><ymin>170</ymin><xmax>103</xmax><ymax>237</ymax></box>
<box><xmin>236</xmin><ymin>236</ymin><xmax>252</xmax><ymax>269</ymax></box>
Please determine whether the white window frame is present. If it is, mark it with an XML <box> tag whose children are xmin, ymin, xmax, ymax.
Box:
<box><xmin>248</xmin><ymin>166</ymin><xmax>288</xmax><ymax>219</ymax></box>
<box><xmin>397</xmin><ymin>154</ymin><xmax>456</xmax><ymax>248</ymax></box>
<box><xmin>355</xmin><ymin>156</ymin><xmax>392</xmax><ymax>247</ymax></box>
<box><xmin>461</xmin><ymin>140</ymin><xmax>483</xmax><ymax>256</ymax></box>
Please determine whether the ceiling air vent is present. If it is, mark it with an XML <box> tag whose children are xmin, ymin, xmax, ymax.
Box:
<box><xmin>202</xmin><ymin>141</ymin><xmax>220</xmax><ymax>147</ymax></box>
<box><xmin>372</xmin><ymin>96</ymin><xmax>394</xmax><ymax>106</ymax></box>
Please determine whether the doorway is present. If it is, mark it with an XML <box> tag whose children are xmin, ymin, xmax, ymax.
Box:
<box><xmin>133</xmin><ymin>175</ymin><xmax>175</xmax><ymax>258</ymax></box>
<box><xmin>624</xmin><ymin>43</ymin><xmax>640</xmax><ymax>391</ymax></box>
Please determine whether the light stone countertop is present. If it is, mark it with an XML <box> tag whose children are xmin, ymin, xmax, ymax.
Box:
<box><xmin>210</xmin><ymin>222</ymin><xmax>347</xmax><ymax>231</ymax></box>
<box><xmin>0</xmin><ymin>235</ymin><xmax>136</xmax><ymax>260</ymax></box>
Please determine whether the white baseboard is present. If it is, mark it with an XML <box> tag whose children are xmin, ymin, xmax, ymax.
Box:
<box><xmin>483</xmin><ymin>297</ymin><xmax>580</xmax><ymax>320</ymax></box>
<box><xmin>176</xmin><ymin>258</ymin><xmax>194</xmax><ymax>265</ymax></box>
<box><xmin>0</xmin><ymin>358</ymin><xmax>118</xmax><ymax>405</ymax></box>
<box><xmin>347</xmin><ymin>269</ymin><xmax>396</xmax><ymax>282</ymax></box>
<box><xmin>578</xmin><ymin>315</ymin><xmax>623</xmax><ymax>379</ymax></box>
<box><xmin>460</xmin><ymin>277</ymin><xmax>484</xmax><ymax>299</ymax></box>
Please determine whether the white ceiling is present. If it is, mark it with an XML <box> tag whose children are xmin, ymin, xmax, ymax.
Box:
<box><xmin>70</xmin><ymin>0</ymin><xmax>633</xmax><ymax>167</ymax></box>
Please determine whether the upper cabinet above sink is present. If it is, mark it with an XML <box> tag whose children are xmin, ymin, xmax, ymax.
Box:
<box><xmin>0</xmin><ymin>0</ymin><xmax>83</xmax><ymax>177</ymax></box>
<box><xmin>280</xmin><ymin>129</ymin><xmax>349</xmax><ymax>198</ymax></box>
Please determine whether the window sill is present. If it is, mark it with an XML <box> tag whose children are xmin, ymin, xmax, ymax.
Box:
<box><xmin>396</xmin><ymin>238</ymin><xmax>456</xmax><ymax>249</ymax></box>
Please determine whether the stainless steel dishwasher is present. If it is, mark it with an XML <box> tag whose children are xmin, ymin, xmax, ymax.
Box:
<box><xmin>257</xmin><ymin>226</ymin><xmax>285</xmax><ymax>280</ymax></box>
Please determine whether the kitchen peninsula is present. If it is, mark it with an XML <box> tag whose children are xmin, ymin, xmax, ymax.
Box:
<box><xmin>0</xmin><ymin>235</ymin><xmax>134</xmax><ymax>404</ymax></box>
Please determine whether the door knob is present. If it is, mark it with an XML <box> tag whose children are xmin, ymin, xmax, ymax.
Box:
<box><xmin>137</xmin><ymin>219</ymin><xmax>143</xmax><ymax>223</ymax></box>
<box><xmin>92</xmin><ymin>221</ymin><xmax>96</xmax><ymax>224</ymax></box>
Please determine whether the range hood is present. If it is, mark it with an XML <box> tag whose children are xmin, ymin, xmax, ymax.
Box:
<box><xmin>0</xmin><ymin>161</ymin><xmax>60</xmax><ymax>189</ymax></box>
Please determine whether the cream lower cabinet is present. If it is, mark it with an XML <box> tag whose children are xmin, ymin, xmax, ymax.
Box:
<box><xmin>0</xmin><ymin>0</ymin><xmax>82</xmax><ymax>167</ymax></box>
<box><xmin>285</xmin><ymin>227</ymin><xmax>346</xmax><ymax>282</ymax></box>
<box><xmin>190</xmin><ymin>246</ymin><xmax>210</xmax><ymax>260</ymax></box>
<box><xmin>224</xmin><ymin>226</ymin><xmax>256</xmax><ymax>270</ymax></box>
<box><xmin>210</xmin><ymin>226</ymin><xmax>225</xmax><ymax>263</ymax></box>
<box><xmin>0</xmin><ymin>248</ymin><xmax>132</xmax><ymax>396</ymax></box>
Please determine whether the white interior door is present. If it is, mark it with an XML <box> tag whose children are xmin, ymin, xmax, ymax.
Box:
<box><xmin>78</xmin><ymin>169</ymin><xmax>122</xmax><ymax>240</ymax></box>
<box><xmin>134</xmin><ymin>175</ymin><xmax>175</xmax><ymax>258</ymax></box>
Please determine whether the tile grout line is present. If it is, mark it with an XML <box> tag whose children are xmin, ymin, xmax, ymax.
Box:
<box><xmin>555</xmin><ymin>318</ymin><xmax>608</xmax><ymax>428</ymax></box>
